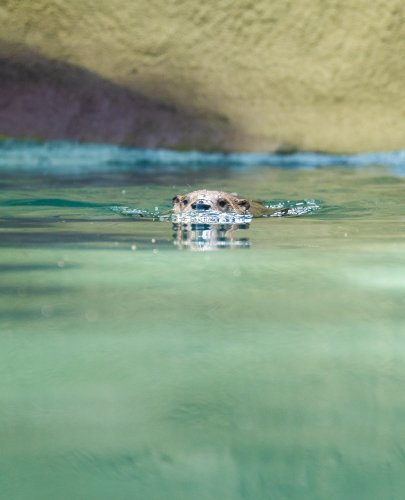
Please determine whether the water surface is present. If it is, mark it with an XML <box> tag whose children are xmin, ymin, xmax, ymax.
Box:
<box><xmin>1</xmin><ymin>142</ymin><xmax>405</xmax><ymax>499</ymax></box>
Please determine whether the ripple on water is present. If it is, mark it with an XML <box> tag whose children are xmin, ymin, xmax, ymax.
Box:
<box><xmin>109</xmin><ymin>200</ymin><xmax>320</xmax><ymax>222</ymax></box>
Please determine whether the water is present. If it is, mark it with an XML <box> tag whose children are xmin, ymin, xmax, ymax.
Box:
<box><xmin>1</xmin><ymin>141</ymin><xmax>405</xmax><ymax>499</ymax></box>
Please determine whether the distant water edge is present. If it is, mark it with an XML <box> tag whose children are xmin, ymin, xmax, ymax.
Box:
<box><xmin>1</xmin><ymin>139</ymin><xmax>405</xmax><ymax>174</ymax></box>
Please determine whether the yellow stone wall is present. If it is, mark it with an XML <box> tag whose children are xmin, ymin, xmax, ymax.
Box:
<box><xmin>1</xmin><ymin>0</ymin><xmax>405</xmax><ymax>152</ymax></box>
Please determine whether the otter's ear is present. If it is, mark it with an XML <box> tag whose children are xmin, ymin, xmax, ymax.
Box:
<box><xmin>237</xmin><ymin>199</ymin><xmax>250</xmax><ymax>211</ymax></box>
<box><xmin>172</xmin><ymin>195</ymin><xmax>181</xmax><ymax>206</ymax></box>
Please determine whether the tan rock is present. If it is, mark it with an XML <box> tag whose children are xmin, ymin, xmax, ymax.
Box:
<box><xmin>1</xmin><ymin>0</ymin><xmax>405</xmax><ymax>152</ymax></box>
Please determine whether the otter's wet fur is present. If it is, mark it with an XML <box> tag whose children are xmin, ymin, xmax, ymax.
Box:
<box><xmin>172</xmin><ymin>190</ymin><xmax>283</xmax><ymax>217</ymax></box>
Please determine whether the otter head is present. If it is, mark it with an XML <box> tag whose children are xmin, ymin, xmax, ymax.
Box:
<box><xmin>172</xmin><ymin>190</ymin><xmax>250</xmax><ymax>214</ymax></box>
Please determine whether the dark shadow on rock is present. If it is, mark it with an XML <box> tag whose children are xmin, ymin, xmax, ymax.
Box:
<box><xmin>0</xmin><ymin>42</ymin><xmax>239</xmax><ymax>150</ymax></box>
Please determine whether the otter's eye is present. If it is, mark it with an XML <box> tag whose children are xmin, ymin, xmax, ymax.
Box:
<box><xmin>218</xmin><ymin>199</ymin><xmax>228</xmax><ymax>208</ymax></box>
<box><xmin>182</xmin><ymin>199</ymin><xmax>189</xmax><ymax>206</ymax></box>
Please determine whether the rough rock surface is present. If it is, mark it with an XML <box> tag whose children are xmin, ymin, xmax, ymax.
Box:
<box><xmin>1</xmin><ymin>1</ymin><xmax>405</xmax><ymax>152</ymax></box>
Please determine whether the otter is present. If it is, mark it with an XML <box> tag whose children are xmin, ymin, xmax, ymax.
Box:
<box><xmin>172</xmin><ymin>190</ymin><xmax>285</xmax><ymax>217</ymax></box>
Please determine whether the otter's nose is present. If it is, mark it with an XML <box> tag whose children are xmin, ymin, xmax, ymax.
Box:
<box><xmin>191</xmin><ymin>200</ymin><xmax>211</xmax><ymax>210</ymax></box>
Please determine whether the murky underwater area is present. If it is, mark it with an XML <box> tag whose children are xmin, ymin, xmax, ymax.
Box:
<box><xmin>1</xmin><ymin>142</ymin><xmax>405</xmax><ymax>499</ymax></box>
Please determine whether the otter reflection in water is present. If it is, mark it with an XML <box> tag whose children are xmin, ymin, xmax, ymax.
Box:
<box><xmin>173</xmin><ymin>222</ymin><xmax>250</xmax><ymax>251</ymax></box>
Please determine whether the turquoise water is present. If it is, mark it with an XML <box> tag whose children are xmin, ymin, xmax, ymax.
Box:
<box><xmin>1</xmin><ymin>141</ymin><xmax>405</xmax><ymax>499</ymax></box>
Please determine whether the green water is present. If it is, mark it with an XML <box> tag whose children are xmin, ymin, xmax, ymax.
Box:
<box><xmin>1</xmin><ymin>162</ymin><xmax>405</xmax><ymax>499</ymax></box>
